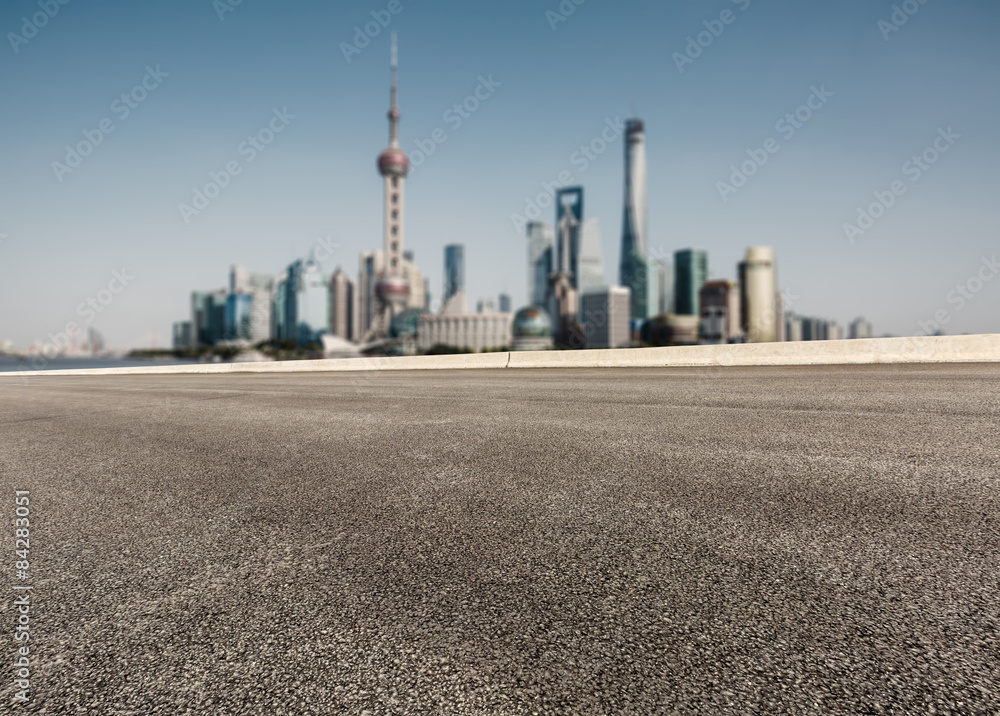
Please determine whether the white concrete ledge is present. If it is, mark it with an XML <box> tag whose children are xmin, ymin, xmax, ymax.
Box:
<box><xmin>2</xmin><ymin>334</ymin><xmax>998</xmax><ymax>377</ymax></box>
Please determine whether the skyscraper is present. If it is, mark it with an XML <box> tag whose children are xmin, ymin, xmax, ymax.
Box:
<box><xmin>577</xmin><ymin>218</ymin><xmax>605</xmax><ymax>297</ymax></box>
<box><xmin>656</xmin><ymin>259</ymin><xmax>673</xmax><ymax>315</ymax></box>
<box><xmin>739</xmin><ymin>246</ymin><xmax>778</xmax><ymax>343</ymax></box>
<box><xmin>674</xmin><ymin>249</ymin><xmax>708</xmax><ymax>316</ymax></box>
<box><xmin>620</xmin><ymin>118</ymin><xmax>653</xmax><ymax>321</ymax></box>
<box><xmin>230</xmin><ymin>265</ymin><xmax>274</xmax><ymax>344</ymax></box>
<box><xmin>284</xmin><ymin>258</ymin><xmax>329</xmax><ymax>346</ymax></box>
<box><xmin>191</xmin><ymin>289</ymin><xmax>227</xmax><ymax>346</ymax></box>
<box><xmin>699</xmin><ymin>280</ymin><xmax>741</xmax><ymax>344</ymax></box>
<box><xmin>444</xmin><ymin>244</ymin><xmax>464</xmax><ymax>303</ymax></box>
<box><xmin>849</xmin><ymin>317</ymin><xmax>873</xmax><ymax>339</ymax></box>
<box><xmin>498</xmin><ymin>293</ymin><xmax>512</xmax><ymax>313</ymax></box>
<box><xmin>527</xmin><ymin>221</ymin><xmax>554</xmax><ymax>308</ymax></box>
<box><xmin>329</xmin><ymin>267</ymin><xmax>356</xmax><ymax>341</ymax></box>
<box><xmin>582</xmin><ymin>286</ymin><xmax>631</xmax><ymax>349</ymax></box>
<box><xmin>371</xmin><ymin>33</ymin><xmax>411</xmax><ymax>338</ymax></box>
<box><xmin>554</xmin><ymin>187</ymin><xmax>605</xmax><ymax>296</ymax></box>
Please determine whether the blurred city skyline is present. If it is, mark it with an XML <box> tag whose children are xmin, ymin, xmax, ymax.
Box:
<box><xmin>1</xmin><ymin>0</ymin><xmax>998</xmax><ymax>350</ymax></box>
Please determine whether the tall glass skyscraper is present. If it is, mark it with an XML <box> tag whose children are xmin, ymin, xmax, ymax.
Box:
<box><xmin>283</xmin><ymin>258</ymin><xmax>330</xmax><ymax>346</ymax></box>
<box><xmin>556</xmin><ymin>186</ymin><xmax>605</xmax><ymax>296</ymax></box>
<box><xmin>444</xmin><ymin>244</ymin><xmax>464</xmax><ymax>303</ymax></box>
<box><xmin>526</xmin><ymin>222</ymin><xmax>554</xmax><ymax>308</ymax></box>
<box><xmin>225</xmin><ymin>293</ymin><xmax>253</xmax><ymax>341</ymax></box>
<box><xmin>620</xmin><ymin>119</ymin><xmax>653</xmax><ymax>321</ymax></box>
<box><xmin>674</xmin><ymin>249</ymin><xmax>709</xmax><ymax>316</ymax></box>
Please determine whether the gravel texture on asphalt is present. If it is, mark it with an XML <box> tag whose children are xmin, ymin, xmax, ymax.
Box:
<box><xmin>0</xmin><ymin>364</ymin><xmax>998</xmax><ymax>715</ymax></box>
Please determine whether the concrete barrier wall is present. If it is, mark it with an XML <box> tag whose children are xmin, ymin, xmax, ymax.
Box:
<box><xmin>2</xmin><ymin>334</ymin><xmax>998</xmax><ymax>377</ymax></box>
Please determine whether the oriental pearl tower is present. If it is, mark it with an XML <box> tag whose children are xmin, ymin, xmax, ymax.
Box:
<box><xmin>373</xmin><ymin>33</ymin><xmax>410</xmax><ymax>337</ymax></box>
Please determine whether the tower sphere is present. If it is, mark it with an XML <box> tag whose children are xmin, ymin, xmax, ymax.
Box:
<box><xmin>378</xmin><ymin>148</ymin><xmax>410</xmax><ymax>178</ymax></box>
<box><xmin>375</xmin><ymin>275</ymin><xmax>410</xmax><ymax>307</ymax></box>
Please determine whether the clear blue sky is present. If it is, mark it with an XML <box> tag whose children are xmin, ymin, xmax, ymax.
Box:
<box><xmin>1</xmin><ymin>0</ymin><xmax>998</xmax><ymax>349</ymax></box>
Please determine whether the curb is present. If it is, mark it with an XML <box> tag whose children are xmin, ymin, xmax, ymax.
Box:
<box><xmin>2</xmin><ymin>334</ymin><xmax>999</xmax><ymax>377</ymax></box>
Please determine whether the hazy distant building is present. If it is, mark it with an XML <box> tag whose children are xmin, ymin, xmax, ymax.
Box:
<box><xmin>641</xmin><ymin>314</ymin><xmax>700</xmax><ymax>347</ymax></box>
<box><xmin>828</xmin><ymin>322</ymin><xmax>844</xmax><ymax>341</ymax></box>
<box><xmin>418</xmin><ymin>313</ymin><xmax>512</xmax><ymax>353</ymax></box>
<box><xmin>527</xmin><ymin>222</ymin><xmax>554</xmax><ymax>308</ymax></box>
<box><xmin>674</xmin><ymin>249</ymin><xmax>708</xmax><ymax>317</ymax></box>
<box><xmin>620</xmin><ymin>118</ymin><xmax>654</xmax><ymax>321</ymax></box>
<box><xmin>230</xmin><ymin>265</ymin><xmax>275</xmax><ymax>344</ymax></box>
<box><xmin>849</xmin><ymin>317</ymin><xmax>873</xmax><ymax>339</ymax></box>
<box><xmin>739</xmin><ymin>246</ymin><xmax>778</xmax><ymax>343</ymax></box>
<box><xmin>785</xmin><ymin>314</ymin><xmax>803</xmax><ymax>342</ymax></box>
<box><xmin>172</xmin><ymin>321</ymin><xmax>193</xmax><ymax>350</ymax></box>
<box><xmin>656</xmin><ymin>259</ymin><xmax>673</xmax><ymax>316</ymax></box>
<box><xmin>699</xmin><ymin>280</ymin><xmax>741</xmax><ymax>344</ymax></box>
<box><xmin>329</xmin><ymin>267</ymin><xmax>356</xmax><ymax>341</ymax></box>
<box><xmin>582</xmin><ymin>286</ymin><xmax>631</xmax><ymax>349</ymax></box>
<box><xmin>477</xmin><ymin>298</ymin><xmax>496</xmax><ymax>314</ymax></box>
<box><xmin>498</xmin><ymin>293</ymin><xmax>512</xmax><ymax>313</ymax></box>
<box><xmin>225</xmin><ymin>293</ymin><xmax>253</xmax><ymax>341</ymax></box>
<box><xmin>556</xmin><ymin>187</ymin><xmax>605</xmax><ymax>299</ymax></box>
<box><xmin>444</xmin><ymin>244</ymin><xmax>464</xmax><ymax>304</ymax></box>
<box><xmin>282</xmin><ymin>258</ymin><xmax>329</xmax><ymax>346</ymax></box>
<box><xmin>192</xmin><ymin>289</ymin><xmax>227</xmax><ymax>347</ymax></box>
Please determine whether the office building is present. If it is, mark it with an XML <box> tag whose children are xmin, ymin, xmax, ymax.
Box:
<box><xmin>849</xmin><ymin>317</ymin><xmax>873</xmax><ymax>339</ymax></box>
<box><xmin>172</xmin><ymin>321</ymin><xmax>193</xmax><ymax>350</ymax></box>
<box><xmin>641</xmin><ymin>314</ymin><xmax>700</xmax><ymax>346</ymax></box>
<box><xmin>444</xmin><ymin>245</ymin><xmax>464</xmax><ymax>304</ymax></box>
<box><xmin>699</xmin><ymin>280</ymin><xmax>741</xmax><ymax>344</ymax></box>
<box><xmin>527</xmin><ymin>221</ymin><xmax>554</xmax><ymax>308</ymax></box>
<box><xmin>785</xmin><ymin>314</ymin><xmax>803</xmax><ymax>342</ymax></box>
<box><xmin>739</xmin><ymin>246</ymin><xmax>778</xmax><ymax>343</ymax></box>
<box><xmin>229</xmin><ymin>265</ymin><xmax>275</xmax><ymax>344</ymax></box>
<box><xmin>225</xmin><ymin>293</ymin><xmax>253</xmax><ymax>341</ymax></box>
<box><xmin>556</xmin><ymin>187</ymin><xmax>605</xmax><ymax>297</ymax></box>
<box><xmin>498</xmin><ymin>293</ymin><xmax>512</xmax><ymax>313</ymax></box>
<box><xmin>191</xmin><ymin>289</ymin><xmax>227</xmax><ymax>347</ymax></box>
<box><xmin>417</xmin><ymin>313</ymin><xmax>513</xmax><ymax>353</ymax></box>
<box><xmin>281</xmin><ymin>258</ymin><xmax>329</xmax><ymax>346</ymax></box>
<box><xmin>656</xmin><ymin>259</ymin><xmax>673</xmax><ymax>316</ymax></box>
<box><xmin>329</xmin><ymin>267</ymin><xmax>356</xmax><ymax>341</ymax></box>
<box><xmin>582</xmin><ymin>286</ymin><xmax>631</xmax><ymax>349</ymax></box>
<box><xmin>674</xmin><ymin>249</ymin><xmax>708</xmax><ymax>317</ymax></box>
<box><xmin>620</xmin><ymin>118</ymin><xmax>654</xmax><ymax>321</ymax></box>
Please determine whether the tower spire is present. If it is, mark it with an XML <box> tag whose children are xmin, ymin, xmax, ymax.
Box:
<box><xmin>388</xmin><ymin>32</ymin><xmax>400</xmax><ymax>148</ymax></box>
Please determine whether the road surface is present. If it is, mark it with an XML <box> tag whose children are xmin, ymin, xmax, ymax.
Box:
<box><xmin>0</xmin><ymin>365</ymin><xmax>998</xmax><ymax>714</ymax></box>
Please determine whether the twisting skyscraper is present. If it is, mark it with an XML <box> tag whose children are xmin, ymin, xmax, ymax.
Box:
<box><xmin>620</xmin><ymin>118</ymin><xmax>653</xmax><ymax>322</ymax></box>
<box><xmin>372</xmin><ymin>33</ymin><xmax>411</xmax><ymax>337</ymax></box>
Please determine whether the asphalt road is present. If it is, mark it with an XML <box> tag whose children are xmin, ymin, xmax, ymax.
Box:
<box><xmin>1</xmin><ymin>364</ymin><xmax>998</xmax><ymax>715</ymax></box>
